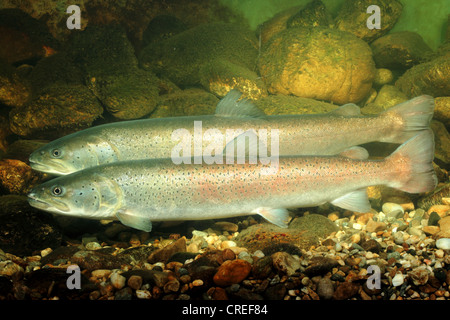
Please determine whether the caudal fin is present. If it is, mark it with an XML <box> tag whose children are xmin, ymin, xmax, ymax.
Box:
<box><xmin>382</xmin><ymin>95</ymin><xmax>435</xmax><ymax>144</ymax></box>
<box><xmin>386</xmin><ymin>129</ymin><xmax>437</xmax><ymax>193</ymax></box>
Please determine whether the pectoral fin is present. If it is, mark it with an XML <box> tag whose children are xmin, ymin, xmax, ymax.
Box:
<box><xmin>331</xmin><ymin>189</ymin><xmax>371</xmax><ymax>213</ymax></box>
<box><xmin>116</xmin><ymin>209</ymin><xmax>153</xmax><ymax>232</ymax></box>
<box><xmin>252</xmin><ymin>207</ymin><xmax>289</xmax><ymax>228</ymax></box>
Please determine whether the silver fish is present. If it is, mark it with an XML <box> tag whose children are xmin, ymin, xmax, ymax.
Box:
<box><xmin>29</xmin><ymin>91</ymin><xmax>434</xmax><ymax>176</ymax></box>
<box><xmin>28</xmin><ymin>130</ymin><xmax>437</xmax><ymax>232</ymax></box>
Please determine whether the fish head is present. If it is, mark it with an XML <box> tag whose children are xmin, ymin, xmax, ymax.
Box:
<box><xmin>29</xmin><ymin>133</ymin><xmax>119</xmax><ymax>175</ymax></box>
<box><xmin>27</xmin><ymin>171</ymin><xmax>122</xmax><ymax>220</ymax></box>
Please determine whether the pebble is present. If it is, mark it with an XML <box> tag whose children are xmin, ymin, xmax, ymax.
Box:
<box><xmin>213</xmin><ymin>259</ymin><xmax>252</xmax><ymax>286</ymax></box>
<box><xmin>436</xmin><ymin>238</ymin><xmax>450</xmax><ymax>250</ymax></box>
<box><xmin>136</xmin><ymin>289</ymin><xmax>152</xmax><ymax>299</ymax></box>
<box><xmin>40</xmin><ymin>248</ymin><xmax>52</xmax><ymax>257</ymax></box>
<box><xmin>110</xmin><ymin>272</ymin><xmax>126</xmax><ymax>290</ymax></box>
<box><xmin>392</xmin><ymin>273</ymin><xmax>404</xmax><ymax>287</ymax></box>
<box><xmin>127</xmin><ymin>275</ymin><xmax>143</xmax><ymax>290</ymax></box>
<box><xmin>271</xmin><ymin>252</ymin><xmax>301</xmax><ymax>276</ymax></box>
<box><xmin>317</xmin><ymin>277</ymin><xmax>334</xmax><ymax>300</ymax></box>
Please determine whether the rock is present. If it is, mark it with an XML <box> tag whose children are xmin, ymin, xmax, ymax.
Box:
<box><xmin>115</xmin><ymin>287</ymin><xmax>132</xmax><ymax>300</ymax></box>
<box><xmin>127</xmin><ymin>275</ymin><xmax>143</xmax><ymax>290</ymax></box>
<box><xmin>361</xmin><ymin>239</ymin><xmax>382</xmax><ymax>253</ymax></box>
<box><xmin>361</xmin><ymin>85</ymin><xmax>408</xmax><ymax>115</ymax></box>
<box><xmin>418</xmin><ymin>183</ymin><xmax>450</xmax><ymax>212</ymax></box>
<box><xmin>395</xmin><ymin>55</ymin><xmax>450</xmax><ymax>98</ymax></box>
<box><xmin>199</xmin><ymin>59</ymin><xmax>267</xmax><ymax>100</ymax></box>
<box><xmin>422</xmin><ymin>226</ymin><xmax>440</xmax><ymax>236</ymax></box>
<box><xmin>236</xmin><ymin>214</ymin><xmax>338</xmax><ymax>252</ymax></box>
<box><xmin>149</xmin><ymin>88</ymin><xmax>219</xmax><ymax>118</ymax></box>
<box><xmin>252</xmin><ymin>256</ymin><xmax>273</xmax><ymax>279</ymax></box>
<box><xmin>148</xmin><ymin>237</ymin><xmax>187</xmax><ymax>264</ymax></box>
<box><xmin>142</xmin><ymin>15</ymin><xmax>187</xmax><ymax>47</ymax></box>
<box><xmin>258</xmin><ymin>6</ymin><xmax>302</xmax><ymax>46</ymax></box>
<box><xmin>317</xmin><ymin>277</ymin><xmax>334</xmax><ymax>300</ymax></box>
<box><xmin>431</xmin><ymin>121</ymin><xmax>450</xmax><ymax>168</ymax></box>
<box><xmin>140</xmin><ymin>23</ymin><xmax>258</xmax><ymax>88</ymax></box>
<box><xmin>258</xmin><ymin>26</ymin><xmax>375</xmax><ymax>104</ymax></box>
<box><xmin>71</xmin><ymin>250</ymin><xmax>127</xmax><ymax>272</ymax></box>
<box><xmin>434</xmin><ymin>97</ymin><xmax>450</xmax><ymax>128</ymax></box>
<box><xmin>366</xmin><ymin>219</ymin><xmax>387</xmax><ymax>233</ymax></box>
<box><xmin>4</xmin><ymin>139</ymin><xmax>47</xmax><ymax>164</ymax></box>
<box><xmin>373</xmin><ymin>68</ymin><xmax>394</xmax><ymax>87</ymax></box>
<box><xmin>9</xmin><ymin>84</ymin><xmax>103</xmax><ymax>139</ymax></box>
<box><xmin>428</xmin><ymin>212</ymin><xmax>442</xmax><ymax>226</ymax></box>
<box><xmin>408</xmin><ymin>266</ymin><xmax>429</xmax><ymax>286</ymax></box>
<box><xmin>0</xmin><ymin>195</ymin><xmax>62</xmax><ymax>257</ymax></box>
<box><xmin>213</xmin><ymin>221</ymin><xmax>239</xmax><ymax>233</ymax></box>
<box><xmin>271</xmin><ymin>252</ymin><xmax>300</xmax><ymax>276</ymax></box>
<box><xmin>110</xmin><ymin>272</ymin><xmax>126</xmax><ymax>290</ymax></box>
<box><xmin>436</xmin><ymin>238</ymin><xmax>450</xmax><ymax>250</ymax></box>
<box><xmin>304</xmin><ymin>257</ymin><xmax>339</xmax><ymax>277</ymax></box>
<box><xmin>286</xmin><ymin>0</ymin><xmax>333</xmax><ymax>29</ymax></box>
<box><xmin>0</xmin><ymin>8</ymin><xmax>59</xmax><ymax>65</ymax></box>
<box><xmin>370</xmin><ymin>31</ymin><xmax>434</xmax><ymax>69</ymax></box>
<box><xmin>213</xmin><ymin>259</ymin><xmax>252</xmax><ymax>286</ymax></box>
<box><xmin>264</xmin><ymin>283</ymin><xmax>286</xmax><ymax>300</ymax></box>
<box><xmin>0</xmin><ymin>59</ymin><xmax>31</xmax><ymax>107</ymax></box>
<box><xmin>332</xmin><ymin>282</ymin><xmax>360</xmax><ymax>300</ymax></box>
<box><xmin>253</xmin><ymin>94</ymin><xmax>340</xmax><ymax>115</ymax></box>
<box><xmin>0</xmin><ymin>159</ymin><xmax>43</xmax><ymax>194</ymax></box>
<box><xmin>382</xmin><ymin>202</ymin><xmax>404</xmax><ymax>217</ymax></box>
<box><xmin>334</xmin><ymin>0</ymin><xmax>402</xmax><ymax>42</ymax></box>
<box><xmin>392</xmin><ymin>273</ymin><xmax>404</xmax><ymax>287</ymax></box>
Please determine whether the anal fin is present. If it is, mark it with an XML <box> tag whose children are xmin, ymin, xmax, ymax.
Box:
<box><xmin>252</xmin><ymin>207</ymin><xmax>289</xmax><ymax>228</ymax></box>
<box><xmin>331</xmin><ymin>189</ymin><xmax>371</xmax><ymax>213</ymax></box>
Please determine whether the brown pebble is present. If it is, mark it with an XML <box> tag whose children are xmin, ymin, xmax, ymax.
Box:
<box><xmin>213</xmin><ymin>259</ymin><xmax>252</xmax><ymax>286</ymax></box>
<box><xmin>127</xmin><ymin>275</ymin><xmax>143</xmax><ymax>290</ymax></box>
<box><xmin>333</xmin><ymin>282</ymin><xmax>360</xmax><ymax>300</ymax></box>
<box><xmin>366</xmin><ymin>219</ymin><xmax>387</xmax><ymax>233</ymax></box>
<box><xmin>222</xmin><ymin>248</ymin><xmax>236</xmax><ymax>261</ymax></box>
<box><xmin>428</xmin><ymin>205</ymin><xmax>450</xmax><ymax>218</ymax></box>
<box><xmin>211</xmin><ymin>287</ymin><xmax>228</xmax><ymax>300</ymax></box>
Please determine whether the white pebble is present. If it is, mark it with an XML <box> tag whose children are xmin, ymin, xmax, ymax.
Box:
<box><xmin>435</xmin><ymin>249</ymin><xmax>445</xmax><ymax>259</ymax></box>
<box><xmin>253</xmin><ymin>250</ymin><xmax>265</xmax><ymax>258</ymax></box>
<box><xmin>110</xmin><ymin>272</ymin><xmax>126</xmax><ymax>289</ymax></box>
<box><xmin>436</xmin><ymin>238</ymin><xmax>450</xmax><ymax>250</ymax></box>
<box><xmin>392</xmin><ymin>273</ymin><xmax>404</xmax><ymax>287</ymax></box>
<box><xmin>136</xmin><ymin>289</ymin><xmax>152</xmax><ymax>299</ymax></box>
<box><xmin>382</xmin><ymin>203</ymin><xmax>404</xmax><ymax>215</ymax></box>
<box><xmin>40</xmin><ymin>248</ymin><xmax>52</xmax><ymax>257</ymax></box>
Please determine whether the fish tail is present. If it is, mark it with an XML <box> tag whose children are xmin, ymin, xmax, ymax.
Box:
<box><xmin>386</xmin><ymin>129</ymin><xmax>437</xmax><ymax>194</ymax></box>
<box><xmin>382</xmin><ymin>95</ymin><xmax>435</xmax><ymax>144</ymax></box>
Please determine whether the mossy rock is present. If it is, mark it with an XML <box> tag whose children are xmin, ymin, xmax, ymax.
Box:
<box><xmin>9</xmin><ymin>84</ymin><xmax>103</xmax><ymax>139</ymax></box>
<box><xmin>236</xmin><ymin>214</ymin><xmax>338</xmax><ymax>252</ymax></box>
<box><xmin>395</xmin><ymin>55</ymin><xmax>450</xmax><ymax>98</ymax></box>
<box><xmin>335</xmin><ymin>0</ymin><xmax>402</xmax><ymax>43</ymax></box>
<box><xmin>258</xmin><ymin>26</ymin><xmax>375</xmax><ymax>104</ymax></box>
<box><xmin>149</xmin><ymin>88</ymin><xmax>219</xmax><ymax>118</ymax></box>
<box><xmin>139</xmin><ymin>22</ymin><xmax>258</xmax><ymax>88</ymax></box>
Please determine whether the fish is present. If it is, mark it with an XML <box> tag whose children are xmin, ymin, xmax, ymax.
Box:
<box><xmin>29</xmin><ymin>90</ymin><xmax>435</xmax><ymax>176</ymax></box>
<box><xmin>27</xmin><ymin>129</ymin><xmax>437</xmax><ymax>232</ymax></box>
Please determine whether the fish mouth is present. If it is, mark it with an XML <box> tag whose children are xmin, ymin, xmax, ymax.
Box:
<box><xmin>27</xmin><ymin>192</ymin><xmax>70</xmax><ymax>213</ymax></box>
<box><xmin>29</xmin><ymin>160</ymin><xmax>70</xmax><ymax>176</ymax></box>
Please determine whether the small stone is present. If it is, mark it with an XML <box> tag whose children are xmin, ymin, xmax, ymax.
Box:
<box><xmin>428</xmin><ymin>205</ymin><xmax>450</xmax><ymax>218</ymax></box>
<box><xmin>115</xmin><ymin>287</ymin><xmax>133</xmax><ymax>300</ymax></box>
<box><xmin>366</xmin><ymin>219</ymin><xmax>387</xmax><ymax>233</ymax></box>
<box><xmin>436</xmin><ymin>238</ymin><xmax>450</xmax><ymax>250</ymax></box>
<box><xmin>192</xmin><ymin>279</ymin><xmax>204</xmax><ymax>287</ymax></box>
<box><xmin>214</xmin><ymin>221</ymin><xmax>239</xmax><ymax>233</ymax></box>
<box><xmin>136</xmin><ymin>289</ymin><xmax>152</xmax><ymax>299</ymax></box>
<box><xmin>392</xmin><ymin>273</ymin><xmax>404</xmax><ymax>287</ymax></box>
<box><xmin>91</xmin><ymin>269</ymin><xmax>112</xmax><ymax>280</ymax></box>
<box><xmin>408</xmin><ymin>266</ymin><xmax>429</xmax><ymax>286</ymax></box>
<box><xmin>40</xmin><ymin>248</ymin><xmax>52</xmax><ymax>257</ymax></box>
<box><xmin>333</xmin><ymin>282</ymin><xmax>360</xmax><ymax>300</ymax></box>
<box><xmin>127</xmin><ymin>275</ymin><xmax>143</xmax><ymax>290</ymax></box>
<box><xmin>164</xmin><ymin>279</ymin><xmax>180</xmax><ymax>293</ymax></box>
<box><xmin>213</xmin><ymin>259</ymin><xmax>252</xmax><ymax>286</ymax></box>
<box><xmin>361</xmin><ymin>239</ymin><xmax>382</xmax><ymax>253</ymax></box>
<box><xmin>271</xmin><ymin>252</ymin><xmax>301</xmax><ymax>276</ymax></box>
<box><xmin>317</xmin><ymin>277</ymin><xmax>334</xmax><ymax>300</ymax></box>
<box><xmin>423</xmin><ymin>226</ymin><xmax>440</xmax><ymax>236</ymax></box>
<box><xmin>428</xmin><ymin>211</ymin><xmax>441</xmax><ymax>226</ymax></box>
<box><xmin>435</xmin><ymin>249</ymin><xmax>445</xmax><ymax>259</ymax></box>
<box><xmin>219</xmin><ymin>241</ymin><xmax>237</xmax><ymax>250</ymax></box>
<box><xmin>382</xmin><ymin>202</ymin><xmax>404</xmax><ymax>216</ymax></box>
<box><xmin>85</xmin><ymin>242</ymin><xmax>102</xmax><ymax>250</ymax></box>
<box><xmin>110</xmin><ymin>272</ymin><xmax>126</xmax><ymax>290</ymax></box>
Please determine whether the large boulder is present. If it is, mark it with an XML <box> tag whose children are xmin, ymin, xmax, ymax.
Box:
<box><xmin>139</xmin><ymin>23</ymin><xmax>258</xmax><ymax>92</ymax></box>
<box><xmin>258</xmin><ymin>26</ymin><xmax>376</xmax><ymax>104</ymax></box>
<box><xmin>334</xmin><ymin>0</ymin><xmax>402</xmax><ymax>43</ymax></box>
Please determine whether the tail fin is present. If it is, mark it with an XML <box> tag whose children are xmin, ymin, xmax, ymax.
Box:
<box><xmin>386</xmin><ymin>129</ymin><xmax>437</xmax><ymax>193</ymax></box>
<box><xmin>382</xmin><ymin>95</ymin><xmax>435</xmax><ymax>144</ymax></box>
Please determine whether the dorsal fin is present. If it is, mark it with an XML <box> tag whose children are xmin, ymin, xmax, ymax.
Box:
<box><xmin>329</xmin><ymin>103</ymin><xmax>361</xmax><ymax>116</ymax></box>
<box><xmin>339</xmin><ymin>146</ymin><xmax>369</xmax><ymax>160</ymax></box>
<box><xmin>215</xmin><ymin>89</ymin><xmax>265</xmax><ymax>118</ymax></box>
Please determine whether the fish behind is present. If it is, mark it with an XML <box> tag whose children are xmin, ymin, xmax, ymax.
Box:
<box><xmin>29</xmin><ymin>90</ymin><xmax>435</xmax><ymax>175</ymax></box>
<box><xmin>27</xmin><ymin>130</ymin><xmax>437</xmax><ymax>232</ymax></box>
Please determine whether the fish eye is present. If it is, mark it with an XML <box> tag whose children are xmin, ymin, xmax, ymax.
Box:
<box><xmin>51</xmin><ymin>186</ymin><xmax>64</xmax><ymax>196</ymax></box>
<box><xmin>51</xmin><ymin>149</ymin><xmax>62</xmax><ymax>158</ymax></box>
